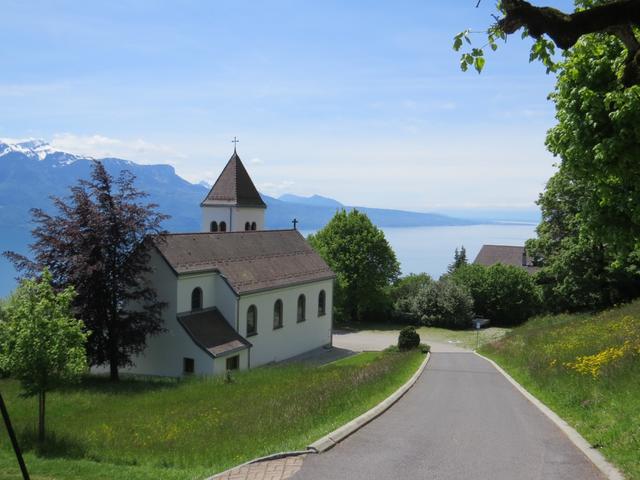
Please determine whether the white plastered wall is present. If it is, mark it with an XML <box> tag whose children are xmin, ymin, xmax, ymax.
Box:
<box><xmin>99</xmin><ymin>250</ymin><xmax>216</xmax><ymax>377</ymax></box>
<box><xmin>238</xmin><ymin>278</ymin><xmax>334</xmax><ymax>367</ymax></box>
<box><xmin>201</xmin><ymin>204</ymin><xmax>265</xmax><ymax>232</ymax></box>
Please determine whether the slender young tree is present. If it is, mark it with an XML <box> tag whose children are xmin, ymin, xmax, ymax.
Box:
<box><xmin>447</xmin><ymin>245</ymin><xmax>468</xmax><ymax>274</ymax></box>
<box><xmin>0</xmin><ymin>269</ymin><xmax>88</xmax><ymax>442</ymax></box>
<box><xmin>5</xmin><ymin>161</ymin><xmax>168</xmax><ymax>380</ymax></box>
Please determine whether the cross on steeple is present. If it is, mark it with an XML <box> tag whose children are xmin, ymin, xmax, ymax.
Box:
<box><xmin>232</xmin><ymin>136</ymin><xmax>239</xmax><ymax>152</ymax></box>
<box><xmin>292</xmin><ymin>218</ymin><xmax>299</xmax><ymax>230</ymax></box>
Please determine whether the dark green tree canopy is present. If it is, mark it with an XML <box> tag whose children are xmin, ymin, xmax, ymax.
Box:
<box><xmin>308</xmin><ymin>209</ymin><xmax>400</xmax><ymax>322</ymax></box>
<box><xmin>5</xmin><ymin>161</ymin><xmax>168</xmax><ymax>380</ymax></box>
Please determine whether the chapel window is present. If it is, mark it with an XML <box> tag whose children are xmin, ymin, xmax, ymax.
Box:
<box><xmin>297</xmin><ymin>294</ymin><xmax>306</xmax><ymax>323</ymax></box>
<box><xmin>247</xmin><ymin>305</ymin><xmax>257</xmax><ymax>336</ymax></box>
<box><xmin>251</xmin><ymin>222</ymin><xmax>257</xmax><ymax>230</ymax></box>
<box><xmin>273</xmin><ymin>299</ymin><xmax>283</xmax><ymax>329</ymax></box>
<box><xmin>183</xmin><ymin>357</ymin><xmax>195</xmax><ymax>374</ymax></box>
<box><xmin>210</xmin><ymin>221</ymin><xmax>218</xmax><ymax>232</ymax></box>
<box><xmin>245</xmin><ymin>222</ymin><xmax>251</xmax><ymax>231</ymax></box>
<box><xmin>191</xmin><ymin>287</ymin><xmax>203</xmax><ymax>311</ymax></box>
<box><xmin>226</xmin><ymin>355</ymin><xmax>239</xmax><ymax>371</ymax></box>
<box><xmin>220</xmin><ymin>221</ymin><xmax>227</xmax><ymax>232</ymax></box>
<box><xmin>318</xmin><ymin>290</ymin><xmax>326</xmax><ymax>316</ymax></box>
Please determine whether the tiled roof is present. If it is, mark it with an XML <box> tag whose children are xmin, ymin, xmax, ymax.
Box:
<box><xmin>473</xmin><ymin>244</ymin><xmax>540</xmax><ymax>274</ymax></box>
<box><xmin>178</xmin><ymin>307</ymin><xmax>251</xmax><ymax>357</ymax></box>
<box><xmin>201</xmin><ymin>151</ymin><xmax>266</xmax><ymax>208</ymax></box>
<box><xmin>154</xmin><ymin>230</ymin><xmax>335</xmax><ymax>294</ymax></box>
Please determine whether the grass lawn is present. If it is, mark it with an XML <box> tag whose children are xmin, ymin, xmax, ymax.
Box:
<box><xmin>0</xmin><ymin>349</ymin><xmax>424</xmax><ymax>480</ymax></box>
<box><xmin>481</xmin><ymin>300</ymin><xmax>640</xmax><ymax>479</ymax></box>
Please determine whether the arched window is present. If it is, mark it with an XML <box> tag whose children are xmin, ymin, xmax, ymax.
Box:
<box><xmin>210</xmin><ymin>221</ymin><xmax>218</xmax><ymax>232</ymax></box>
<box><xmin>273</xmin><ymin>299</ymin><xmax>283</xmax><ymax>329</ymax></box>
<box><xmin>245</xmin><ymin>222</ymin><xmax>251</xmax><ymax>231</ymax></box>
<box><xmin>220</xmin><ymin>221</ymin><xmax>227</xmax><ymax>232</ymax></box>
<box><xmin>318</xmin><ymin>290</ymin><xmax>326</xmax><ymax>316</ymax></box>
<box><xmin>297</xmin><ymin>294</ymin><xmax>306</xmax><ymax>323</ymax></box>
<box><xmin>251</xmin><ymin>222</ymin><xmax>257</xmax><ymax>230</ymax></box>
<box><xmin>191</xmin><ymin>287</ymin><xmax>203</xmax><ymax>311</ymax></box>
<box><xmin>247</xmin><ymin>305</ymin><xmax>257</xmax><ymax>336</ymax></box>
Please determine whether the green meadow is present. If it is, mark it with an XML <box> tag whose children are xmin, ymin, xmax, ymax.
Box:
<box><xmin>0</xmin><ymin>350</ymin><xmax>423</xmax><ymax>480</ymax></box>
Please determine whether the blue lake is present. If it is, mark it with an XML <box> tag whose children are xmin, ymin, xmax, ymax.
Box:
<box><xmin>303</xmin><ymin>223</ymin><xmax>538</xmax><ymax>279</ymax></box>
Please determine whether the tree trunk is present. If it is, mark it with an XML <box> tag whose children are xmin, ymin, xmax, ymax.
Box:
<box><xmin>109</xmin><ymin>356</ymin><xmax>119</xmax><ymax>381</ymax></box>
<box><xmin>38</xmin><ymin>391</ymin><xmax>45</xmax><ymax>443</ymax></box>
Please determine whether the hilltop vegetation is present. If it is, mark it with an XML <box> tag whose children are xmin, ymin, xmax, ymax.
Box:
<box><xmin>482</xmin><ymin>300</ymin><xmax>640</xmax><ymax>479</ymax></box>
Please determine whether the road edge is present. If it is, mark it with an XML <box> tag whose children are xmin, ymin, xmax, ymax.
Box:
<box><xmin>474</xmin><ymin>351</ymin><xmax>625</xmax><ymax>480</ymax></box>
<box><xmin>308</xmin><ymin>350</ymin><xmax>431</xmax><ymax>452</ymax></box>
<box><xmin>206</xmin><ymin>350</ymin><xmax>431</xmax><ymax>479</ymax></box>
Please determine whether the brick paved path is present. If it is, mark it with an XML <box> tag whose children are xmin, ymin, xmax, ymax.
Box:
<box><xmin>211</xmin><ymin>455</ymin><xmax>306</xmax><ymax>480</ymax></box>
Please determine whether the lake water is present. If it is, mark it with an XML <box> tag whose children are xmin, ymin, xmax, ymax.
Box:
<box><xmin>303</xmin><ymin>223</ymin><xmax>537</xmax><ymax>279</ymax></box>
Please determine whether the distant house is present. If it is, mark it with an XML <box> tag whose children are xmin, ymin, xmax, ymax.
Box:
<box><xmin>473</xmin><ymin>245</ymin><xmax>540</xmax><ymax>274</ymax></box>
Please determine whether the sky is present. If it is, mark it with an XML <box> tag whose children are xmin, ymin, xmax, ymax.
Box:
<box><xmin>0</xmin><ymin>0</ymin><xmax>575</xmax><ymax>211</ymax></box>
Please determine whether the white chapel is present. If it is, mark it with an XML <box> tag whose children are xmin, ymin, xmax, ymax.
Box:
<box><xmin>120</xmin><ymin>148</ymin><xmax>335</xmax><ymax>377</ymax></box>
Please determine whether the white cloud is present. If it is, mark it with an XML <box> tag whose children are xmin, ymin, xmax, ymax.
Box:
<box><xmin>250</xmin><ymin>157</ymin><xmax>264</xmax><ymax>165</ymax></box>
<box><xmin>50</xmin><ymin>133</ymin><xmax>186</xmax><ymax>165</ymax></box>
<box><xmin>257</xmin><ymin>180</ymin><xmax>295</xmax><ymax>196</ymax></box>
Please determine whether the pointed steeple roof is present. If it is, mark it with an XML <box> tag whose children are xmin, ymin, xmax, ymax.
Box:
<box><xmin>201</xmin><ymin>150</ymin><xmax>266</xmax><ymax>208</ymax></box>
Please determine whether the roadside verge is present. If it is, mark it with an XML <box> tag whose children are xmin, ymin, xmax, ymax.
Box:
<box><xmin>475</xmin><ymin>351</ymin><xmax>624</xmax><ymax>480</ymax></box>
<box><xmin>207</xmin><ymin>351</ymin><xmax>431</xmax><ymax>479</ymax></box>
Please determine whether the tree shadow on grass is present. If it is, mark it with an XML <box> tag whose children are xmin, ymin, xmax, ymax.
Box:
<box><xmin>56</xmin><ymin>374</ymin><xmax>183</xmax><ymax>396</ymax></box>
<box><xmin>17</xmin><ymin>428</ymin><xmax>87</xmax><ymax>461</ymax></box>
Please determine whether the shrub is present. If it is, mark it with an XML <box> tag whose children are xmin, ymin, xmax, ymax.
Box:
<box><xmin>419</xmin><ymin>343</ymin><xmax>431</xmax><ymax>354</ymax></box>
<box><xmin>398</xmin><ymin>326</ymin><xmax>420</xmax><ymax>351</ymax></box>
<box><xmin>390</xmin><ymin>274</ymin><xmax>434</xmax><ymax>324</ymax></box>
<box><xmin>411</xmin><ymin>279</ymin><xmax>474</xmax><ymax>329</ymax></box>
<box><xmin>451</xmin><ymin>264</ymin><xmax>541</xmax><ymax>326</ymax></box>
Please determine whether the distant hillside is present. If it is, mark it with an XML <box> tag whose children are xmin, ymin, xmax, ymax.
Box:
<box><xmin>0</xmin><ymin>140</ymin><xmax>476</xmax><ymax>296</ymax></box>
<box><xmin>278</xmin><ymin>194</ymin><xmax>343</xmax><ymax>208</ymax></box>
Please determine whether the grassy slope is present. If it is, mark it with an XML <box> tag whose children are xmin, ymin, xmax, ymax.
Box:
<box><xmin>0</xmin><ymin>350</ymin><xmax>423</xmax><ymax>480</ymax></box>
<box><xmin>481</xmin><ymin>301</ymin><xmax>640</xmax><ymax>480</ymax></box>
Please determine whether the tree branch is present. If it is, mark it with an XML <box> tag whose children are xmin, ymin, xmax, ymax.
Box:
<box><xmin>499</xmin><ymin>0</ymin><xmax>640</xmax><ymax>86</ymax></box>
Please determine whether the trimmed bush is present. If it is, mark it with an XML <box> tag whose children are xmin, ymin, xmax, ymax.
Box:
<box><xmin>419</xmin><ymin>343</ymin><xmax>431</xmax><ymax>354</ymax></box>
<box><xmin>398</xmin><ymin>326</ymin><xmax>420</xmax><ymax>351</ymax></box>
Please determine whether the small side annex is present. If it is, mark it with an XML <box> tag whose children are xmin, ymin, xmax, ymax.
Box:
<box><xmin>119</xmin><ymin>229</ymin><xmax>335</xmax><ymax>377</ymax></box>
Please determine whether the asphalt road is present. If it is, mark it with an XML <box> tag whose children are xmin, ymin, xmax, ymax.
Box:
<box><xmin>294</xmin><ymin>352</ymin><xmax>606</xmax><ymax>480</ymax></box>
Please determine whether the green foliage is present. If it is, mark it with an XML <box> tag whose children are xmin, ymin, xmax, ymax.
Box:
<box><xmin>0</xmin><ymin>269</ymin><xmax>88</xmax><ymax>397</ymax></box>
<box><xmin>526</xmin><ymin>32</ymin><xmax>640</xmax><ymax>312</ymax></box>
<box><xmin>482</xmin><ymin>300</ymin><xmax>640</xmax><ymax>478</ymax></box>
<box><xmin>447</xmin><ymin>245</ymin><xmax>468</xmax><ymax>274</ymax></box>
<box><xmin>411</xmin><ymin>279</ymin><xmax>474</xmax><ymax>329</ymax></box>
<box><xmin>389</xmin><ymin>273</ymin><xmax>434</xmax><ymax>324</ymax></box>
<box><xmin>0</xmin><ymin>350</ymin><xmax>422</xmax><ymax>479</ymax></box>
<box><xmin>451</xmin><ymin>264</ymin><xmax>541</xmax><ymax>326</ymax></box>
<box><xmin>308</xmin><ymin>209</ymin><xmax>400</xmax><ymax>322</ymax></box>
<box><xmin>419</xmin><ymin>343</ymin><xmax>431</xmax><ymax>354</ymax></box>
<box><xmin>398</xmin><ymin>326</ymin><xmax>420</xmax><ymax>351</ymax></box>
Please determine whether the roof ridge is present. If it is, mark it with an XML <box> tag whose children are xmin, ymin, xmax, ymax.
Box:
<box><xmin>160</xmin><ymin>228</ymin><xmax>300</xmax><ymax>237</ymax></box>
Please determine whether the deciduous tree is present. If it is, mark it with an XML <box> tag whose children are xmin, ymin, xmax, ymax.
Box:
<box><xmin>4</xmin><ymin>161</ymin><xmax>167</xmax><ymax>380</ymax></box>
<box><xmin>0</xmin><ymin>269</ymin><xmax>88</xmax><ymax>442</ymax></box>
<box><xmin>308</xmin><ymin>210</ymin><xmax>400</xmax><ymax>322</ymax></box>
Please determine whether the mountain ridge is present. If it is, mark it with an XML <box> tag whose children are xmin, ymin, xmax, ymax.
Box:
<box><xmin>0</xmin><ymin>139</ymin><xmax>525</xmax><ymax>296</ymax></box>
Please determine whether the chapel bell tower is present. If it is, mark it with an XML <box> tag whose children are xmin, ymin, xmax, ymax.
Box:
<box><xmin>200</xmin><ymin>145</ymin><xmax>266</xmax><ymax>233</ymax></box>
